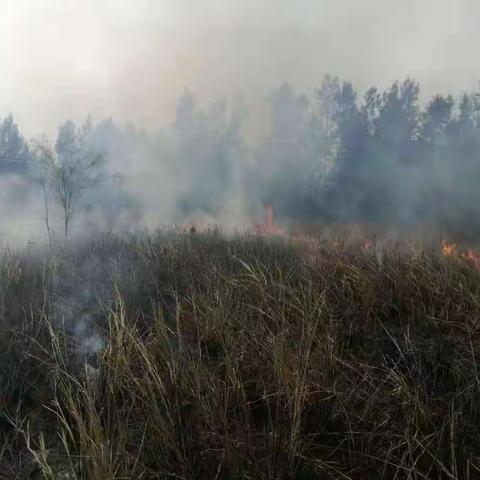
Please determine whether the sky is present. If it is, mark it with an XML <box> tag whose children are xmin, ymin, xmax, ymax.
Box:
<box><xmin>1</xmin><ymin>0</ymin><xmax>480</xmax><ymax>138</ymax></box>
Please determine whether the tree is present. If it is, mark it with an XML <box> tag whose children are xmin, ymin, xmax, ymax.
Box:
<box><xmin>172</xmin><ymin>91</ymin><xmax>244</xmax><ymax>217</ymax></box>
<box><xmin>374</xmin><ymin>78</ymin><xmax>421</xmax><ymax>162</ymax></box>
<box><xmin>422</xmin><ymin>95</ymin><xmax>455</xmax><ymax>144</ymax></box>
<box><xmin>316</xmin><ymin>74</ymin><xmax>340</xmax><ymax>137</ymax></box>
<box><xmin>35</xmin><ymin>121</ymin><xmax>105</xmax><ymax>241</ymax></box>
<box><xmin>358</xmin><ymin>79</ymin><xmax>421</xmax><ymax>223</ymax></box>
<box><xmin>323</xmin><ymin>81</ymin><xmax>370</xmax><ymax>220</ymax></box>
<box><xmin>0</xmin><ymin>114</ymin><xmax>30</xmax><ymax>174</ymax></box>
<box><xmin>253</xmin><ymin>83</ymin><xmax>325</xmax><ymax>220</ymax></box>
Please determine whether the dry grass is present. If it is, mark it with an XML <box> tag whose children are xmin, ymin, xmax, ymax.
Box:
<box><xmin>1</xmin><ymin>229</ymin><xmax>480</xmax><ymax>479</ymax></box>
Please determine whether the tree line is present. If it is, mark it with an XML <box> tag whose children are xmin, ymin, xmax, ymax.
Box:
<box><xmin>256</xmin><ymin>77</ymin><xmax>480</xmax><ymax>238</ymax></box>
<box><xmin>2</xmin><ymin>76</ymin><xmax>480</xmax><ymax>240</ymax></box>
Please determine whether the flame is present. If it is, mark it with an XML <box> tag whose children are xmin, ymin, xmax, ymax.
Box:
<box><xmin>362</xmin><ymin>239</ymin><xmax>373</xmax><ymax>251</ymax></box>
<box><xmin>441</xmin><ymin>240</ymin><xmax>457</xmax><ymax>257</ymax></box>
<box><xmin>440</xmin><ymin>240</ymin><xmax>480</xmax><ymax>269</ymax></box>
<box><xmin>461</xmin><ymin>249</ymin><xmax>480</xmax><ymax>268</ymax></box>
<box><xmin>253</xmin><ymin>205</ymin><xmax>286</xmax><ymax>237</ymax></box>
<box><xmin>265</xmin><ymin>205</ymin><xmax>274</xmax><ymax>231</ymax></box>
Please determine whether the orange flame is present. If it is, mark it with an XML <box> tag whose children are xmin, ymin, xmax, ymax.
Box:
<box><xmin>362</xmin><ymin>239</ymin><xmax>373</xmax><ymax>251</ymax></box>
<box><xmin>461</xmin><ymin>249</ymin><xmax>480</xmax><ymax>268</ymax></box>
<box><xmin>264</xmin><ymin>205</ymin><xmax>274</xmax><ymax>231</ymax></box>
<box><xmin>441</xmin><ymin>240</ymin><xmax>457</xmax><ymax>257</ymax></box>
<box><xmin>253</xmin><ymin>205</ymin><xmax>286</xmax><ymax>237</ymax></box>
<box><xmin>440</xmin><ymin>240</ymin><xmax>480</xmax><ymax>269</ymax></box>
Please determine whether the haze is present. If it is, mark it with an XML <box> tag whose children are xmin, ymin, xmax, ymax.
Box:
<box><xmin>0</xmin><ymin>0</ymin><xmax>479</xmax><ymax>137</ymax></box>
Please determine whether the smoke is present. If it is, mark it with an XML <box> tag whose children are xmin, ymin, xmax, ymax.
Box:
<box><xmin>0</xmin><ymin>1</ymin><xmax>480</xmax><ymax>244</ymax></box>
<box><xmin>9</xmin><ymin>1</ymin><xmax>480</xmax><ymax>372</ymax></box>
<box><xmin>1</xmin><ymin>0</ymin><xmax>480</xmax><ymax>138</ymax></box>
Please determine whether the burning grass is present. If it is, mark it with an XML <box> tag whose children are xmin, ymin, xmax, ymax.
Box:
<box><xmin>1</xmin><ymin>229</ymin><xmax>480</xmax><ymax>478</ymax></box>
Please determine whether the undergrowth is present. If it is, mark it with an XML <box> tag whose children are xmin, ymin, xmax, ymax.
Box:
<box><xmin>1</xmin><ymin>229</ymin><xmax>480</xmax><ymax>479</ymax></box>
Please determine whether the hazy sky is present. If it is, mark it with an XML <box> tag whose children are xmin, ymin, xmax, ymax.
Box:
<box><xmin>1</xmin><ymin>0</ymin><xmax>480</xmax><ymax>137</ymax></box>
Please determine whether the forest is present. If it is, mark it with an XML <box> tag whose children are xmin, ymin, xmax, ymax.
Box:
<box><xmin>2</xmin><ymin>75</ymin><xmax>480</xmax><ymax>241</ymax></box>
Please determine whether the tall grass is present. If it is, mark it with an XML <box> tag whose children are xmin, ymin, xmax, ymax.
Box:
<box><xmin>1</xmin><ymin>229</ymin><xmax>480</xmax><ymax>478</ymax></box>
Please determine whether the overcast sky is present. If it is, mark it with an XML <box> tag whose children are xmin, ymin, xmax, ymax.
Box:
<box><xmin>1</xmin><ymin>0</ymin><xmax>480</xmax><ymax>137</ymax></box>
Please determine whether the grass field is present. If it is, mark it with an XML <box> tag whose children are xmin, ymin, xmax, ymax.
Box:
<box><xmin>1</xmin><ymin>229</ymin><xmax>480</xmax><ymax>479</ymax></box>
